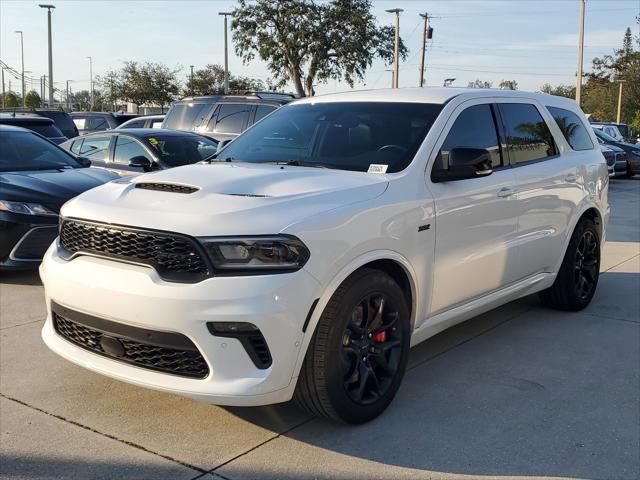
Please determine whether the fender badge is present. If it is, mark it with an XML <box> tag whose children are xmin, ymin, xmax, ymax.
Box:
<box><xmin>418</xmin><ymin>224</ymin><xmax>431</xmax><ymax>232</ymax></box>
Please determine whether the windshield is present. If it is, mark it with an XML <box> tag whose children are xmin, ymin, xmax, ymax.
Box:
<box><xmin>0</xmin><ymin>130</ymin><xmax>79</xmax><ymax>172</ymax></box>
<box><xmin>143</xmin><ymin>134</ymin><xmax>218</xmax><ymax>167</ymax></box>
<box><xmin>163</xmin><ymin>102</ymin><xmax>211</xmax><ymax>130</ymax></box>
<box><xmin>215</xmin><ymin>102</ymin><xmax>443</xmax><ymax>172</ymax></box>
<box><xmin>593</xmin><ymin>128</ymin><xmax>618</xmax><ymax>143</ymax></box>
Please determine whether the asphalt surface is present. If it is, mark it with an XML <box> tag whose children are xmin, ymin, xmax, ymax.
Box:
<box><xmin>1</xmin><ymin>178</ymin><xmax>638</xmax><ymax>480</ymax></box>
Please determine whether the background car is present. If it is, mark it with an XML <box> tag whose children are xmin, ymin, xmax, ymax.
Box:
<box><xmin>0</xmin><ymin>125</ymin><xmax>118</xmax><ymax>269</ymax></box>
<box><xmin>162</xmin><ymin>92</ymin><xmax>294</xmax><ymax>142</ymax></box>
<box><xmin>591</xmin><ymin>123</ymin><xmax>626</xmax><ymax>142</ymax></box>
<box><xmin>71</xmin><ymin>112</ymin><xmax>141</xmax><ymax>135</ymax></box>
<box><xmin>60</xmin><ymin>128</ymin><xmax>218</xmax><ymax>175</ymax></box>
<box><xmin>593</xmin><ymin>128</ymin><xmax>640</xmax><ymax>177</ymax></box>
<box><xmin>116</xmin><ymin>114</ymin><xmax>165</xmax><ymax>129</ymax></box>
<box><xmin>0</xmin><ymin>114</ymin><xmax>68</xmax><ymax>144</ymax></box>
<box><xmin>0</xmin><ymin>107</ymin><xmax>79</xmax><ymax>139</ymax></box>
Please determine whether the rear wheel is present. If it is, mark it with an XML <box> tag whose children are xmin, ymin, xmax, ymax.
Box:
<box><xmin>539</xmin><ymin>218</ymin><xmax>600</xmax><ymax>311</ymax></box>
<box><xmin>294</xmin><ymin>268</ymin><xmax>410</xmax><ymax>424</ymax></box>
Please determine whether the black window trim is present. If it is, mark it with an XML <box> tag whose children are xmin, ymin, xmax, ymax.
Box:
<box><xmin>495</xmin><ymin>102</ymin><xmax>560</xmax><ymax>168</ymax></box>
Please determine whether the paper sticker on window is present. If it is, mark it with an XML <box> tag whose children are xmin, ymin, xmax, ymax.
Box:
<box><xmin>147</xmin><ymin>137</ymin><xmax>159</xmax><ymax>147</ymax></box>
<box><xmin>367</xmin><ymin>164</ymin><xmax>388</xmax><ymax>174</ymax></box>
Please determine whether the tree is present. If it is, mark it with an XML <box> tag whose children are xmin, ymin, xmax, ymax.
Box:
<box><xmin>467</xmin><ymin>79</ymin><xmax>492</xmax><ymax>89</ymax></box>
<box><xmin>97</xmin><ymin>70</ymin><xmax>122</xmax><ymax>111</ymax></box>
<box><xmin>147</xmin><ymin>62</ymin><xmax>180</xmax><ymax>112</ymax></box>
<box><xmin>69</xmin><ymin>90</ymin><xmax>92</xmax><ymax>111</ymax></box>
<box><xmin>119</xmin><ymin>61</ymin><xmax>154</xmax><ymax>111</ymax></box>
<box><xmin>232</xmin><ymin>0</ymin><xmax>407</xmax><ymax>97</ymax></box>
<box><xmin>184</xmin><ymin>64</ymin><xmax>265</xmax><ymax>96</ymax></box>
<box><xmin>499</xmin><ymin>79</ymin><xmax>518</xmax><ymax>90</ymax></box>
<box><xmin>539</xmin><ymin>83</ymin><xmax>575</xmax><ymax>98</ymax></box>
<box><xmin>24</xmin><ymin>90</ymin><xmax>41</xmax><ymax>108</ymax></box>
<box><xmin>2</xmin><ymin>91</ymin><xmax>20</xmax><ymax>107</ymax></box>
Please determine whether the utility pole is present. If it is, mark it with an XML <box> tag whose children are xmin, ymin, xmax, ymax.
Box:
<box><xmin>575</xmin><ymin>0</ymin><xmax>585</xmax><ymax>105</ymax></box>
<box><xmin>218</xmin><ymin>12</ymin><xmax>233</xmax><ymax>94</ymax></box>
<box><xmin>87</xmin><ymin>56</ymin><xmax>93</xmax><ymax>110</ymax></box>
<box><xmin>66</xmin><ymin>79</ymin><xmax>72</xmax><ymax>111</ymax></box>
<box><xmin>39</xmin><ymin>5</ymin><xmax>55</xmax><ymax>106</ymax></box>
<box><xmin>16</xmin><ymin>31</ymin><xmax>25</xmax><ymax>105</ymax></box>
<box><xmin>41</xmin><ymin>75</ymin><xmax>47</xmax><ymax>107</ymax></box>
<box><xmin>386</xmin><ymin>8</ymin><xmax>403</xmax><ymax>88</ymax></box>
<box><xmin>190</xmin><ymin>65</ymin><xmax>194</xmax><ymax>96</ymax></box>
<box><xmin>1</xmin><ymin>66</ymin><xmax>5</xmax><ymax>108</ymax></box>
<box><xmin>418</xmin><ymin>13</ymin><xmax>432</xmax><ymax>87</ymax></box>
<box><xmin>616</xmin><ymin>80</ymin><xmax>626</xmax><ymax>124</ymax></box>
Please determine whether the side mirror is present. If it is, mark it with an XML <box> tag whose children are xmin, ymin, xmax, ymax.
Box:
<box><xmin>216</xmin><ymin>139</ymin><xmax>231</xmax><ymax>152</ymax></box>
<box><xmin>76</xmin><ymin>156</ymin><xmax>91</xmax><ymax>167</ymax></box>
<box><xmin>432</xmin><ymin>147</ymin><xmax>493</xmax><ymax>182</ymax></box>
<box><xmin>128</xmin><ymin>156</ymin><xmax>153</xmax><ymax>171</ymax></box>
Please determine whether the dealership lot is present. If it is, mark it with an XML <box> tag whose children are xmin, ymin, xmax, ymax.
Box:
<box><xmin>0</xmin><ymin>179</ymin><xmax>638</xmax><ymax>480</ymax></box>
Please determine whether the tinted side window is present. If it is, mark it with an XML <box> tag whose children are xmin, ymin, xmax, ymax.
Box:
<box><xmin>547</xmin><ymin>106</ymin><xmax>594</xmax><ymax>151</ymax></box>
<box><xmin>214</xmin><ymin>104</ymin><xmax>251</xmax><ymax>134</ymax></box>
<box><xmin>124</xmin><ymin>119</ymin><xmax>145</xmax><ymax>128</ymax></box>
<box><xmin>69</xmin><ymin>139</ymin><xmax>83</xmax><ymax>154</ymax></box>
<box><xmin>254</xmin><ymin>105</ymin><xmax>277</xmax><ymax>123</ymax></box>
<box><xmin>79</xmin><ymin>136</ymin><xmax>110</xmax><ymax>161</ymax></box>
<box><xmin>113</xmin><ymin>136</ymin><xmax>150</xmax><ymax>165</ymax></box>
<box><xmin>436</xmin><ymin>104</ymin><xmax>502</xmax><ymax>170</ymax></box>
<box><xmin>163</xmin><ymin>103</ymin><xmax>211</xmax><ymax>130</ymax></box>
<box><xmin>500</xmin><ymin>103</ymin><xmax>557</xmax><ymax>164</ymax></box>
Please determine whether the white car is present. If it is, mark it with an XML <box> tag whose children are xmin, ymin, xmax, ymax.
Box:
<box><xmin>40</xmin><ymin>88</ymin><xmax>609</xmax><ymax>424</ymax></box>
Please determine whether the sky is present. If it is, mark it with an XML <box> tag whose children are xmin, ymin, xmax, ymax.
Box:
<box><xmin>0</xmin><ymin>0</ymin><xmax>638</xmax><ymax>100</ymax></box>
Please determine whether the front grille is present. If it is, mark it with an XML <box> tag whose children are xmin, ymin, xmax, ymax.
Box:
<box><xmin>135</xmin><ymin>183</ymin><xmax>199</xmax><ymax>194</ymax></box>
<box><xmin>52</xmin><ymin>305</ymin><xmax>209</xmax><ymax>379</ymax></box>
<box><xmin>59</xmin><ymin>219</ymin><xmax>209</xmax><ymax>282</ymax></box>
<box><xmin>11</xmin><ymin>226</ymin><xmax>58</xmax><ymax>260</ymax></box>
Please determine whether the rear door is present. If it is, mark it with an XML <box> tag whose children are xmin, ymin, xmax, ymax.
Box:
<box><xmin>429</xmin><ymin>101</ymin><xmax>520</xmax><ymax>315</ymax></box>
<box><xmin>110</xmin><ymin>135</ymin><xmax>157</xmax><ymax>175</ymax></box>
<box><xmin>497</xmin><ymin>101</ymin><xmax>584</xmax><ymax>278</ymax></box>
<box><xmin>76</xmin><ymin>134</ymin><xmax>113</xmax><ymax>169</ymax></box>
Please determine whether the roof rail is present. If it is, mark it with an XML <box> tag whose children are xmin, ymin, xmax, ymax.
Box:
<box><xmin>242</xmin><ymin>91</ymin><xmax>297</xmax><ymax>99</ymax></box>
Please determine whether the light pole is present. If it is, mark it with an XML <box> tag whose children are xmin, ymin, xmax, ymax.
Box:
<box><xmin>86</xmin><ymin>56</ymin><xmax>93</xmax><ymax>110</ymax></box>
<box><xmin>66</xmin><ymin>79</ymin><xmax>73</xmax><ymax>111</ymax></box>
<box><xmin>190</xmin><ymin>65</ymin><xmax>194</xmax><ymax>96</ymax></box>
<box><xmin>15</xmin><ymin>30</ymin><xmax>25</xmax><ymax>105</ymax></box>
<box><xmin>218</xmin><ymin>12</ymin><xmax>233</xmax><ymax>94</ymax></box>
<box><xmin>39</xmin><ymin>4</ymin><xmax>55</xmax><ymax>106</ymax></box>
<box><xmin>1</xmin><ymin>66</ymin><xmax>5</xmax><ymax>108</ymax></box>
<box><xmin>616</xmin><ymin>79</ymin><xmax>626</xmax><ymax>124</ymax></box>
<box><xmin>386</xmin><ymin>8</ymin><xmax>403</xmax><ymax>88</ymax></box>
<box><xmin>575</xmin><ymin>0</ymin><xmax>585</xmax><ymax>105</ymax></box>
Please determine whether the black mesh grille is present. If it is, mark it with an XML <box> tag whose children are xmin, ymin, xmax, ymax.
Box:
<box><xmin>12</xmin><ymin>226</ymin><xmax>58</xmax><ymax>259</ymax></box>
<box><xmin>53</xmin><ymin>311</ymin><xmax>209</xmax><ymax>378</ymax></box>
<box><xmin>135</xmin><ymin>183</ymin><xmax>198</xmax><ymax>194</ymax></box>
<box><xmin>59</xmin><ymin>219</ymin><xmax>209</xmax><ymax>282</ymax></box>
<box><xmin>247</xmin><ymin>334</ymin><xmax>272</xmax><ymax>368</ymax></box>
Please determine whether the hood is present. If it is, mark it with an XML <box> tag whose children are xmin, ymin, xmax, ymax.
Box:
<box><xmin>0</xmin><ymin>167</ymin><xmax>119</xmax><ymax>211</ymax></box>
<box><xmin>62</xmin><ymin>163</ymin><xmax>389</xmax><ymax>236</ymax></box>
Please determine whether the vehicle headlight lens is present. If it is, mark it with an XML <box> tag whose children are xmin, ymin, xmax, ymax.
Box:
<box><xmin>0</xmin><ymin>200</ymin><xmax>57</xmax><ymax>217</ymax></box>
<box><xmin>200</xmin><ymin>236</ymin><xmax>310</xmax><ymax>272</ymax></box>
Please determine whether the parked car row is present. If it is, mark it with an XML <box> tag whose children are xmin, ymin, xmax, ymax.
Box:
<box><xmin>593</xmin><ymin>128</ymin><xmax>640</xmax><ymax>178</ymax></box>
<box><xmin>31</xmin><ymin>87</ymin><xmax>611</xmax><ymax>424</ymax></box>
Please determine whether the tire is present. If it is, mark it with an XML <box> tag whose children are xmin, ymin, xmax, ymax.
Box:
<box><xmin>625</xmin><ymin>163</ymin><xmax>634</xmax><ymax>178</ymax></box>
<box><xmin>294</xmin><ymin>268</ymin><xmax>411</xmax><ymax>424</ymax></box>
<box><xmin>539</xmin><ymin>218</ymin><xmax>600</xmax><ymax>311</ymax></box>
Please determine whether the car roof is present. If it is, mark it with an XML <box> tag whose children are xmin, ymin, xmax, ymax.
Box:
<box><xmin>0</xmin><ymin>124</ymin><xmax>37</xmax><ymax>132</ymax></box>
<box><xmin>292</xmin><ymin>87</ymin><xmax>582</xmax><ymax>110</ymax></box>
<box><xmin>0</xmin><ymin>114</ymin><xmax>54</xmax><ymax>124</ymax></box>
<box><xmin>79</xmin><ymin>128</ymin><xmax>201</xmax><ymax>138</ymax></box>
<box><xmin>174</xmin><ymin>93</ymin><xmax>292</xmax><ymax>105</ymax></box>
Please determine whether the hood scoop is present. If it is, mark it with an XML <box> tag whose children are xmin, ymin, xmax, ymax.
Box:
<box><xmin>135</xmin><ymin>183</ymin><xmax>199</xmax><ymax>194</ymax></box>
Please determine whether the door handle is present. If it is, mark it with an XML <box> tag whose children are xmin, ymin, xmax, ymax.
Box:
<box><xmin>565</xmin><ymin>173</ymin><xmax>578</xmax><ymax>183</ymax></box>
<box><xmin>497</xmin><ymin>187</ymin><xmax>515</xmax><ymax>198</ymax></box>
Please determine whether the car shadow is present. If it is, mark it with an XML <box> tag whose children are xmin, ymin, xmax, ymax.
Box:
<box><xmin>0</xmin><ymin>268</ymin><xmax>42</xmax><ymax>286</ymax></box>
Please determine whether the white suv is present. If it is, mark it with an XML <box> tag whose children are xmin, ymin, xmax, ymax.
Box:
<box><xmin>40</xmin><ymin>88</ymin><xmax>609</xmax><ymax>423</ymax></box>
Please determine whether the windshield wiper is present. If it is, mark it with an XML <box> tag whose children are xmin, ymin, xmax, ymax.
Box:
<box><xmin>202</xmin><ymin>155</ymin><xmax>235</xmax><ymax>164</ymax></box>
<box><xmin>264</xmin><ymin>160</ymin><xmax>329</xmax><ymax>169</ymax></box>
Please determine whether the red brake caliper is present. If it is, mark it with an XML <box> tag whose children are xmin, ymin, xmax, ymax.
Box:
<box><xmin>373</xmin><ymin>330</ymin><xmax>386</xmax><ymax>343</ymax></box>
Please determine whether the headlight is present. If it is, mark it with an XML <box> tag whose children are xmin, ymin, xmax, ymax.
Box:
<box><xmin>200</xmin><ymin>236</ymin><xmax>310</xmax><ymax>272</ymax></box>
<box><xmin>0</xmin><ymin>200</ymin><xmax>57</xmax><ymax>217</ymax></box>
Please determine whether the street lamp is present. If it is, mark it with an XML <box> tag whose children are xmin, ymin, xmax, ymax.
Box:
<box><xmin>86</xmin><ymin>56</ymin><xmax>93</xmax><ymax>110</ymax></box>
<box><xmin>218</xmin><ymin>12</ymin><xmax>233</xmax><ymax>94</ymax></box>
<box><xmin>39</xmin><ymin>4</ymin><xmax>55</xmax><ymax>106</ymax></box>
<box><xmin>385</xmin><ymin>8</ymin><xmax>403</xmax><ymax>88</ymax></box>
<box><xmin>190</xmin><ymin>65</ymin><xmax>194</xmax><ymax>96</ymax></box>
<box><xmin>443</xmin><ymin>78</ymin><xmax>456</xmax><ymax>87</ymax></box>
<box><xmin>15</xmin><ymin>30</ymin><xmax>25</xmax><ymax>106</ymax></box>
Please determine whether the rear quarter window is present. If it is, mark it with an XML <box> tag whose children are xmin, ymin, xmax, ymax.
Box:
<box><xmin>499</xmin><ymin>103</ymin><xmax>557</xmax><ymax>165</ymax></box>
<box><xmin>546</xmin><ymin>106</ymin><xmax>594</xmax><ymax>151</ymax></box>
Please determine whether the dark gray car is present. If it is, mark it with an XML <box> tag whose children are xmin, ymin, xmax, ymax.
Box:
<box><xmin>0</xmin><ymin>114</ymin><xmax>68</xmax><ymax>144</ymax></box>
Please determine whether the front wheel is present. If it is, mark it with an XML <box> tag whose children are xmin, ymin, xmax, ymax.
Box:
<box><xmin>539</xmin><ymin>218</ymin><xmax>600</xmax><ymax>311</ymax></box>
<box><xmin>294</xmin><ymin>268</ymin><xmax>411</xmax><ymax>424</ymax></box>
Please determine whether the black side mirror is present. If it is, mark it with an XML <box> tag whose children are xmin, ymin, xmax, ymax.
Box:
<box><xmin>216</xmin><ymin>139</ymin><xmax>232</xmax><ymax>152</ymax></box>
<box><xmin>76</xmin><ymin>156</ymin><xmax>91</xmax><ymax>167</ymax></box>
<box><xmin>129</xmin><ymin>156</ymin><xmax>153</xmax><ymax>171</ymax></box>
<box><xmin>432</xmin><ymin>147</ymin><xmax>493</xmax><ymax>182</ymax></box>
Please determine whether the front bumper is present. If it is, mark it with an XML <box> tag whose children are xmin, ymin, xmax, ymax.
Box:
<box><xmin>40</xmin><ymin>243</ymin><xmax>321</xmax><ymax>406</ymax></box>
<box><xmin>0</xmin><ymin>212</ymin><xmax>59</xmax><ymax>269</ymax></box>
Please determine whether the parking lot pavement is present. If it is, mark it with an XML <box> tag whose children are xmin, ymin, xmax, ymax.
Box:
<box><xmin>1</xmin><ymin>179</ymin><xmax>638</xmax><ymax>480</ymax></box>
